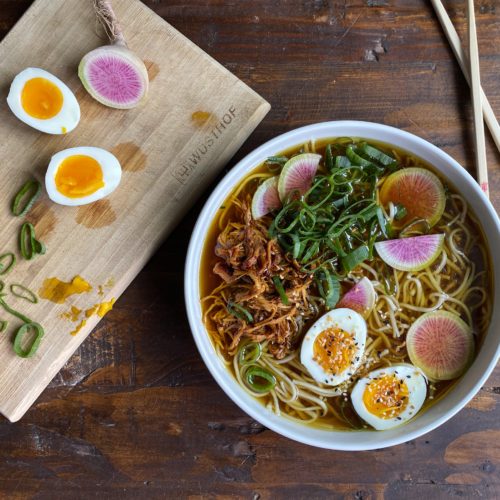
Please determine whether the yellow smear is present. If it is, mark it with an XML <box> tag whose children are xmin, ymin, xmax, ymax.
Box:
<box><xmin>97</xmin><ymin>298</ymin><xmax>116</xmax><ymax>317</ymax></box>
<box><xmin>40</xmin><ymin>276</ymin><xmax>92</xmax><ymax>304</ymax></box>
<box><xmin>61</xmin><ymin>126</ymin><xmax>67</xmax><ymax>134</ymax></box>
<box><xmin>85</xmin><ymin>305</ymin><xmax>98</xmax><ymax>318</ymax></box>
<box><xmin>70</xmin><ymin>319</ymin><xmax>87</xmax><ymax>336</ymax></box>
<box><xmin>61</xmin><ymin>306</ymin><xmax>82</xmax><ymax>322</ymax></box>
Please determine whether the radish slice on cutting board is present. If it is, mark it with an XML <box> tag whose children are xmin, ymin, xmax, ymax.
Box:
<box><xmin>79</xmin><ymin>0</ymin><xmax>149</xmax><ymax>109</ymax></box>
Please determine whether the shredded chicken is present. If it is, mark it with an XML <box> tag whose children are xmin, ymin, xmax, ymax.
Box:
<box><xmin>205</xmin><ymin>196</ymin><xmax>318</xmax><ymax>359</ymax></box>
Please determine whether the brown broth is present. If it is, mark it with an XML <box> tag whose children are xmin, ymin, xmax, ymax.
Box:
<box><xmin>200</xmin><ymin>137</ymin><xmax>493</xmax><ymax>431</ymax></box>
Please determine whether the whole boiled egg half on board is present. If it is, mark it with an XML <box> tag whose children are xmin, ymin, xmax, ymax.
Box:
<box><xmin>46</xmin><ymin>147</ymin><xmax>122</xmax><ymax>206</ymax></box>
<box><xmin>7</xmin><ymin>67</ymin><xmax>80</xmax><ymax>134</ymax></box>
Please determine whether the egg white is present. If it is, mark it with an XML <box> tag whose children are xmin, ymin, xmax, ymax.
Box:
<box><xmin>300</xmin><ymin>308</ymin><xmax>367</xmax><ymax>386</ymax></box>
<box><xmin>351</xmin><ymin>364</ymin><xmax>427</xmax><ymax>430</ymax></box>
<box><xmin>7</xmin><ymin>68</ymin><xmax>80</xmax><ymax>134</ymax></box>
<box><xmin>45</xmin><ymin>147</ymin><xmax>122</xmax><ymax>207</ymax></box>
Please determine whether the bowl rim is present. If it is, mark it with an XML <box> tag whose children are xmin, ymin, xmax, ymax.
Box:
<box><xmin>185</xmin><ymin>120</ymin><xmax>500</xmax><ymax>450</ymax></box>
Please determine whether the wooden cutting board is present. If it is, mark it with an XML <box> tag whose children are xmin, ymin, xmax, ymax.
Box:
<box><xmin>0</xmin><ymin>0</ymin><xmax>269</xmax><ymax>422</ymax></box>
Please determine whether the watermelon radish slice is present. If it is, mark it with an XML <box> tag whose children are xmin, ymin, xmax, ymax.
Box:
<box><xmin>379</xmin><ymin>167</ymin><xmax>445</xmax><ymax>228</ymax></box>
<box><xmin>251</xmin><ymin>177</ymin><xmax>281</xmax><ymax>219</ymax></box>
<box><xmin>278</xmin><ymin>153</ymin><xmax>321</xmax><ymax>201</ymax></box>
<box><xmin>78</xmin><ymin>1</ymin><xmax>149</xmax><ymax>109</ymax></box>
<box><xmin>374</xmin><ymin>234</ymin><xmax>444</xmax><ymax>272</ymax></box>
<box><xmin>337</xmin><ymin>277</ymin><xmax>376</xmax><ymax>318</ymax></box>
<box><xmin>407</xmin><ymin>311</ymin><xmax>474</xmax><ymax>381</ymax></box>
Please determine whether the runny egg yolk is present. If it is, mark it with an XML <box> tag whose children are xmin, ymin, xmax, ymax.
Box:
<box><xmin>21</xmin><ymin>77</ymin><xmax>63</xmax><ymax>119</ymax></box>
<box><xmin>363</xmin><ymin>374</ymin><xmax>409</xmax><ymax>419</ymax></box>
<box><xmin>313</xmin><ymin>327</ymin><xmax>355</xmax><ymax>375</ymax></box>
<box><xmin>55</xmin><ymin>155</ymin><xmax>105</xmax><ymax>198</ymax></box>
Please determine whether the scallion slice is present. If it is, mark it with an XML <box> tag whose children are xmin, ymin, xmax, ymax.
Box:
<box><xmin>335</xmin><ymin>155</ymin><xmax>351</xmax><ymax>168</ymax></box>
<box><xmin>12</xmin><ymin>180</ymin><xmax>41</xmax><ymax>217</ymax></box>
<box><xmin>19</xmin><ymin>222</ymin><xmax>45</xmax><ymax>260</ymax></box>
<box><xmin>0</xmin><ymin>253</ymin><xmax>16</xmax><ymax>276</ymax></box>
<box><xmin>0</xmin><ymin>320</ymin><xmax>7</xmax><ymax>333</ymax></box>
<box><xmin>227</xmin><ymin>301</ymin><xmax>254</xmax><ymax>323</ymax></box>
<box><xmin>342</xmin><ymin>245</ymin><xmax>369</xmax><ymax>272</ymax></box>
<box><xmin>10</xmin><ymin>284</ymin><xmax>38</xmax><ymax>304</ymax></box>
<box><xmin>0</xmin><ymin>297</ymin><xmax>33</xmax><ymax>324</ymax></box>
<box><xmin>272</xmin><ymin>276</ymin><xmax>289</xmax><ymax>305</ymax></box>
<box><xmin>13</xmin><ymin>322</ymin><xmax>44</xmax><ymax>358</ymax></box>
<box><xmin>238</xmin><ymin>342</ymin><xmax>262</xmax><ymax>366</ymax></box>
<box><xmin>325</xmin><ymin>144</ymin><xmax>334</xmax><ymax>171</ymax></box>
<box><xmin>359</xmin><ymin>142</ymin><xmax>397</xmax><ymax>168</ymax></box>
<box><xmin>244</xmin><ymin>365</ymin><xmax>276</xmax><ymax>393</ymax></box>
<box><xmin>315</xmin><ymin>269</ymin><xmax>340</xmax><ymax>309</ymax></box>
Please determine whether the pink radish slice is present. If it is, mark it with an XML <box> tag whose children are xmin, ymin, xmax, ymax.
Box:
<box><xmin>374</xmin><ymin>234</ymin><xmax>444</xmax><ymax>272</ymax></box>
<box><xmin>251</xmin><ymin>177</ymin><xmax>281</xmax><ymax>219</ymax></box>
<box><xmin>278</xmin><ymin>153</ymin><xmax>321</xmax><ymax>202</ymax></box>
<box><xmin>407</xmin><ymin>311</ymin><xmax>474</xmax><ymax>381</ymax></box>
<box><xmin>78</xmin><ymin>1</ymin><xmax>149</xmax><ymax>109</ymax></box>
<box><xmin>337</xmin><ymin>277</ymin><xmax>375</xmax><ymax>318</ymax></box>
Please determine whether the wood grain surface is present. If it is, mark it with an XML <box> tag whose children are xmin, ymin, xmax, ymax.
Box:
<box><xmin>0</xmin><ymin>0</ymin><xmax>499</xmax><ymax>498</ymax></box>
<box><xmin>0</xmin><ymin>0</ymin><xmax>268</xmax><ymax>422</ymax></box>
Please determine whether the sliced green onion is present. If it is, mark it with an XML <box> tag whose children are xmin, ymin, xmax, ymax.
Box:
<box><xmin>19</xmin><ymin>222</ymin><xmax>45</xmax><ymax>260</ymax></box>
<box><xmin>346</xmin><ymin>145</ymin><xmax>373</xmax><ymax>167</ymax></box>
<box><xmin>12</xmin><ymin>180</ymin><xmax>41</xmax><ymax>217</ymax></box>
<box><xmin>376</xmin><ymin>206</ymin><xmax>393</xmax><ymax>239</ymax></box>
<box><xmin>0</xmin><ymin>253</ymin><xmax>16</xmax><ymax>276</ymax></box>
<box><xmin>266</xmin><ymin>156</ymin><xmax>288</xmax><ymax>166</ymax></box>
<box><xmin>238</xmin><ymin>342</ymin><xmax>262</xmax><ymax>366</ymax></box>
<box><xmin>342</xmin><ymin>245</ymin><xmax>369</xmax><ymax>272</ymax></box>
<box><xmin>394</xmin><ymin>204</ymin><xmax>408</xmax><ymax>221</ymax></box>
<box><xmin>335</xmin><ymin>155</ymin><xmax>351</xmax><ymax>168</ymax></box>
<box><xmin>0</xmin><ymin>297</ymin><xmax>32</xmax><ymax>324</ymax></box>
<box><xmin>315</xmin><ymin>269</ymin><xmax>340</xmax><ymax>309</ymax></box>
<box><xmin>381</xmin><ymin>263</ymin><xmax>397</xmax><ymax>295</ymax></box>
<box><xmin>244</xmin><ymin>365</ymin><xmax>276</xmax><ymax>393</ymax></box>
<box><xmin>10</xmin><ymin>284</ymin><xmax>38</xmax><ymax>304</ymax></box>
<box><xmin>13</xmin><ymin>322</ymin><xmax>44</xmax><ymax>358</ymax></box>
<box><xmin>227</xmin><ymin>301</ymin><xmax>254</xmax><ymax>323</ymax></box>
<box><xmin>33</xmin><ymin>239</ymin><xmax>46</xmax><ymax>255</ymax></box>
<box><xmin>0</xmin><ymin>320</ymin><xmax>7</xmax><ymax>333</ymax></box>
<box><xmin>272</xmin><ymin>276</ymin><xmax>289</xmax><ymax>305</ymax></box>
<box><xmin>359</xmin><ymin>142</ymin><xmax>397</xmax><ymax>168</ymax></box>
<box><xmin>20</xmin><ymin>222</ymin><xmax>35</xmax><ymax>260</ymax></box>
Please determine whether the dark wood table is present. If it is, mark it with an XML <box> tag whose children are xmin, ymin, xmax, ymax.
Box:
<box><xmin>1</xmin><ymin>1</ymin><xmax>499</xmax><ymax>498</ymax></box>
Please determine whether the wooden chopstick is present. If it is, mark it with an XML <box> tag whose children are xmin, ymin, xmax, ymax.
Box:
<box><xmin>430</xmin><ymin>0</ymin><xmax>500</xmax><ymax>164</ymax></box>
<box><xmin>467</xmin><ymin>0</ymin><xmax>489</xmax><ymax>197</ymax></box>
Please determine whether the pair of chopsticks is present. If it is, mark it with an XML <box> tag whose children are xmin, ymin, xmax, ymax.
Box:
<box><xmin>431</xmin><ymin>0</ymin><xmax>499</xmax><ymax>199</ymax></box>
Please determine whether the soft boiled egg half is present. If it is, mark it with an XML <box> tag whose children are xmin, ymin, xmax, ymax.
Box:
<box><xmin>7</xmin><ymin>68</ymin><xmax>80</xmax><ymax>134</ymax></box>
<box><xmin>301</xmin><ymin>308</ymin><xmax>367</xmax><ymax>386</ymax></box>
<box><xmin>45</xmin><ymin>147</ymin><xmax>122</xmax><ymax>206</ymax></box>
<box><xmin>351</xmin><ymin>364</ymin><xmax>427</xmax><ymax>430</ymax></box>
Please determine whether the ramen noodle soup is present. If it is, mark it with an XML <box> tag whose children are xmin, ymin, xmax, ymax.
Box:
<box><xmin>200</xmin><ymin>138</ymin><xmax>492</xmax><ymax>431</ymax></box>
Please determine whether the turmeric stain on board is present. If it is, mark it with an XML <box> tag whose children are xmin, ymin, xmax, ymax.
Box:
<box><xmin>191</xmin><ymin>110</ymin><xmax>216</xmax><ymax>128</ymax></box>
<box><xmin>75</xmin><ymin>199</ymin><xmax>117</xmax><ymax>228</ymax></box>
<box><xmin>68</xmin><ymin>299</ymin><xmax>116</xmax><ymax>336</ymax></box>
<box><xmin>111</xmin><ymin>142</ymin><xmax>147</xmax><ymax>172</ymax></box>
<box><xmin>39</xmin><ymin>276</ymin><xmax>92</xmax><ymax>304</ymax></box>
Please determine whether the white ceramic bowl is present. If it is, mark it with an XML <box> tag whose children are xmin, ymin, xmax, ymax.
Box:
<box><xmin>185</xmin><ymin>121</ymin><xmax>500</xmax><ymax>450</ymax></box>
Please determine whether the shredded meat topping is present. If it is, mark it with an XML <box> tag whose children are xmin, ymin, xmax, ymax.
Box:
<box><xmin>206</xmin><ymin>196</ymin><xmax>318</xmax><ymax>359</ymax></box>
